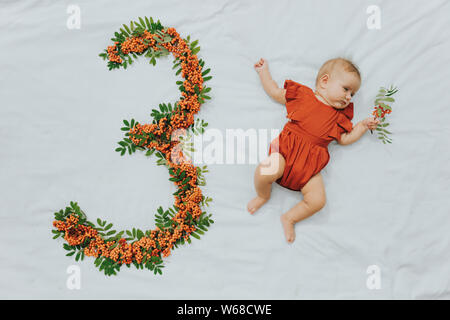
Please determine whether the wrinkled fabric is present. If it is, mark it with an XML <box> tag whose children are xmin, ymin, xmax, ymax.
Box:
<box><xmin>2</xmin><ymin>0</ymin><xmax>450</xmax><ymax>300</ymax></box>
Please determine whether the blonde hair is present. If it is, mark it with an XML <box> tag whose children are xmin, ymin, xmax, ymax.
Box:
<box><xmin>315</xmin><ymin>57</ymin><xmax>361</xmax><ymax>87</ymax></box>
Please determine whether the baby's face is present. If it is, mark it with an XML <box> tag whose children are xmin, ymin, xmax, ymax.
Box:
<box><xmin>319</xmin><ymin>71</ymin><xmax>360</xmax><ymax>109</ymax></box>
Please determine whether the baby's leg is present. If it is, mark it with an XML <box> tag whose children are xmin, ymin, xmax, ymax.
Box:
<box><xmin>280</xmin><ymin>172</ymin><xmax>326</xmax><ymax>243</ymax></box>
<box><xmin>247</xmin><ymin>152</ymin><xmax>285</xmax><ymax>214</ymax></box>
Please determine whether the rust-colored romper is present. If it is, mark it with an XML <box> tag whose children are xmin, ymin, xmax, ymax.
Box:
<box><xmin>268</xmin><ymin>80</ymin><xmax>354</xmax><ymax>192</ymax></box>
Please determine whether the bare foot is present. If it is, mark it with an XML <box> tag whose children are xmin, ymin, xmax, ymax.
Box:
<box><xmin>247</xmin><ymin>196</ymin><xmax>269</xmax><ymax>214</ymax></box>
<box><xmin>280</xmin><ymin>214</ymin><xmax>296</xmax><ymax>243</ymax></box>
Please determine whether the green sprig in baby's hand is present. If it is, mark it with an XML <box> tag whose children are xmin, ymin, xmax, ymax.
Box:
<box><xmin>370</xmin><ymin>85</ymin><xmax>398</xmax><ymax>144</ymax></box>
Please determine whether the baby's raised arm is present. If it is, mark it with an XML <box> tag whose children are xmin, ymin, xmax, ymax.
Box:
<box><xmin>254</xmin><ymin>58</ymin><xmax>286</xmax><ymax>105</ymax></box>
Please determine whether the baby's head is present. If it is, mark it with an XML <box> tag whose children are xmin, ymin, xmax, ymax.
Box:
<box><xmin>315</xmin><ymin>58</ymin><xmax>361</xmax><ymax>109</ymax></box>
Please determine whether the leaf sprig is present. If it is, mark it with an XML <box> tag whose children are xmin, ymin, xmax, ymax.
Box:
<box><xmin>371</xmin><ymin>85</ymin><xmax>398</xmax><ymax>144</ymax></box>
<box><xmin>52</xmin><ymin>201</ymin><xmax>214</xmax><ymax>276</ymax></box>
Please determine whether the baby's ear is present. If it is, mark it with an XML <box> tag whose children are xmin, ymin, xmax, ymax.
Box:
<box><xmin>318</xmin><ymin>74</ymin><xmax>330</xmax><ymax>88</ymax></box>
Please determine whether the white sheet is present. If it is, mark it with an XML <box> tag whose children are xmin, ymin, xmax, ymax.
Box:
<box><xmin>1</xmin><ymin>0</ymin><xmax>449</xmax><ymax>299</ymax></box>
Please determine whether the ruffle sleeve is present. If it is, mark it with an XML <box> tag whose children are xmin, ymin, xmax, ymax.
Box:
<box><xmin>284</xmin><ymin>80</ymin><xmax>306</xmax><ymax>120</ymax></box>
<box><xmin>329</xmin><ymin>102</ymin><xmax>354</xmax><ymax>141</ymax></box>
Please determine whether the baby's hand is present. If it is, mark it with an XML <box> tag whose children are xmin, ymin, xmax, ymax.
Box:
<box><xmin>363</xmin><ymin>117</ymin><xmax>381</xmax><ymax>131</ymax></box>
<box><xmin>254</xmin><ymin>58</ymin><xmax>268</xmax><ymax>74</ymax></box>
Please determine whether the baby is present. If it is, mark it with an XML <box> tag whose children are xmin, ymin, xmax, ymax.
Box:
<box><xmin>247</xmin><ymin>57</ymin><xmax>380</xmax><ymax>243</ymax></box>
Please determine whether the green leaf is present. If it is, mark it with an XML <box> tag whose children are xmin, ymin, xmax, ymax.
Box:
<box><xmin>173</xmin><ymin>62</ymin><xmax>181</xmax><ymax>70</ymax></box>
<box><xmin>139</xmin><ymin>17</ymin><xmax>146</xmax><ymax>29</ymax></box>
<box><xmin>190</xmin><ymin>40</ymin><xmax>199</xmax><ymax>49</ymax></box>
<box><xmin>116</xmin><ymin>231</ymin><xmax>124</xmax><ymax>239</ymax></box>
<box><xmin>123</xmin><ymin>24</ymin><xmax>131</xmax><ymax>34</ymax></box>
<box><xmin>191</xmin><ymin>47</ymin><xmax>200</xmax><ymax>55</ymax></box>
<box><xmin>190</xmin><ymin>232</ymin><xmax>200</xmax><ymax>240</ymax></box>
<box><xmin>201</xmin><ymin>68</ymin><xmax>210</xmax><ymax>76</ymax></box>
<box><xmin>182</xmin><ymin>177</ymin><xmax>191</xmax><ymax>184</ymax></box>
<box><xmin>145</xmin><ymin>16</ymin><xmax>151</xmax><ymax>29</ymax></box>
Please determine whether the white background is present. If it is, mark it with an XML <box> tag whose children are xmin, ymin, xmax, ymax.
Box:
<box><xmin>1</xmin><ymin>0</ymin><xmax>449</xmax><ymax>299</ymax></box>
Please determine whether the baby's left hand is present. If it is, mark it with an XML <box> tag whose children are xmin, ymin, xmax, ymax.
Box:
<box><xmin>363</xmin><ymin>117</ymin><xmax>381</xmax><ymax>130</ymax></box>
<box><xmin>254</xmin><ymin>58</ymin><xmax>268</xmax><ymax>74</ymax></box>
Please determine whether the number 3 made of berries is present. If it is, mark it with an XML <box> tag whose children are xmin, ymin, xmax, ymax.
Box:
<box><xmin>51</xmin><ymin>17</ymin><xmax>214</xmax><ymax>276</ymax></box>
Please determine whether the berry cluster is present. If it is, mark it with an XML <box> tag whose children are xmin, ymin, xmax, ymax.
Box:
<box><xmin>52</xmin><ymin>18</ymin><xmax>212</xmax><ymax>275</ymax></box>
<box><xmin>372</xmin><ymin>104</ymin><xmax>392</xmax><ymax>119</ymax></box>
